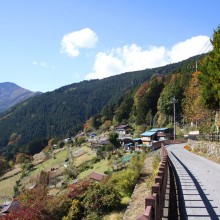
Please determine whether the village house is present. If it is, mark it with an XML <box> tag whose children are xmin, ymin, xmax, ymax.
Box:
<box><xmin>149</xmin><ymin>128</ymin><xmax>173</xmax><ymax>141</ymax></box>
<box><xmin>140</xmin><ymin>127</ymin><xmax>173</xmax><ymax>147</ymax></box>
<box><xmin>140</xmin><ymin>131</ymin><xmax>157</xmax><ymax>146</ymax></box>
<box><xmin>90</xmin><ymin>139</ymin><xmax>110</xmax><ymax>150</ymax></box>
<box><xmin>0</xmin><ymin>200</ymin><xmax>20</xmax><ymax>216</ymax></box>
<box><xmin>119</xmin><ymin>137</ymin><xmax>134</xmax><ymax>151</ymax></box>
<box><xmin>87</xmin><ymin>171</ymin><xmax>108</xmax><ymax>182</ymax></box>
<box><xmin>115</xmin><ymin>124</ymin><xmax>132</xmax><ymax>135</ymax></box>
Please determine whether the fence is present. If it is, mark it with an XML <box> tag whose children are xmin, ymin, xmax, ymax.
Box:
<box><xmin>137</xmin><ymin>143</ymin><xmax>168</xmax><ymax>220</ymax></box>
<box><xmin>137</xmin><ymin>139</ymin><xmax>187</xmax><ymax>220</ymax></box>
<box><xmin>151</xmin><ymin>139</ymin><xmax>187</xmax><ymax>150</ymax></box>
<box><xmin>188</xmin><ymin>133</ymin><xmax>220</xmax><ymax>142</ymax></box>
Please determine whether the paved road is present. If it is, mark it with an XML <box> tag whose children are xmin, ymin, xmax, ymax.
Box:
<box><xmin>167</xmin><ymin>143</ymin><xmax>220</xmax><ymax>220</ymax></box>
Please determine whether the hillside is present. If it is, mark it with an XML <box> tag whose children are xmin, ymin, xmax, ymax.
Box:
<box><xmin>0</xmin><ymin>55</ymin><xmax>202</xmax><ymax>159</ymax></box>
<box><xmin>0</xmin><ymin>82</ymin><xmax>41</xmax><ymax>113</ymax></box>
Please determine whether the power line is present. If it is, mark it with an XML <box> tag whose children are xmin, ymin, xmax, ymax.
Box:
<box><xmin>197</xmin><ymin>24</ymin><xmax>220</xmax><ymax>55</ymax></box>
<box><xmin>193</xmin><ymin>25</ymin><xmax>220</xmax><ymax>71</ymax></box>
<box><xmin>197</xmin><ymin>36</ymin><xmax>213</xmax><ymax>55</ymax></box>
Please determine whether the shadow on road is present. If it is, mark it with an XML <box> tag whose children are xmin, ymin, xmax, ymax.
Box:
<box><xmin>170</xmin><ymin>151</ymin><xmax>220</xmax><ymax>220</ymax></box>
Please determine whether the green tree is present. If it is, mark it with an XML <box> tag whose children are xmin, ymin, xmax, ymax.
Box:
<box><xmin>109</xmin><ymin>132</ymin><xmax>120</xmax><ymax>148</ymax></box>
<box><xmin>58</xmin><ymin>140</ymin><xmax>65</xmax><ymax>148</ymax></box>
<box><xmin>62</xmin><ymin>199</ymin><xmax>81</xmax><ymax>220</ymax></box>
<box><xmin>128</xmin><ymin>153</ymin><xmax>145</xmax><ymax>173</ymax></box>
<box><xmin>199</xmin><ymin>26</ymin><xmax>220</xmax><ymax>132</ymax></box>
<box><xmin>136</xmin><ymin>77</ymin><xmax>164</xmax><ymax>125</ymax></box>
<box><xmin>92</xmin><ymin>115</ymin><xmax>102</xmax><ymax>130</ymax></box>
<box><xmin>81</xmin><ymin>182</ymin><xmax>121</xmax><ymax>215</ymax></box>
<box><xmin>109</xmin><ymin>169</ymin><xmax>139</xmax><ymax>197</ymax></box>
<box><xmin>145</xmin><ymin>109</ymin><xmax>153</xmax><ymax>126</ymax></box>
<box><xmin>114</xmin><ymin>95</ymin><xmax>134</xmax><ymax>123</ymax></box>
<box><xmin>0</xmin><ymin>157</ymin><xmax>9</xmax><ymax>175</ymax></box>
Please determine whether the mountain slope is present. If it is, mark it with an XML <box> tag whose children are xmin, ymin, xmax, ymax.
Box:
<box><xmin>0</xmin><ymin>55</ymin><xmax>202</xmax><ymax>158</ymax></box>
<box><xmin>0</xmin><ymin>82</ymin><xmax>41</xmax><ymax>113</ymax></box>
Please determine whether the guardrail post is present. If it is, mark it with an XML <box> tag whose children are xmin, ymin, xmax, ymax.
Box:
<box><xmin>145</xmin><ymin>196</ymin><xmax>156</xmax><ymax>220</ymax></box>
<box><xmin>152</xmin><ymin>184</ymin><xmax>160</xmax><ymax>220</ymax></box>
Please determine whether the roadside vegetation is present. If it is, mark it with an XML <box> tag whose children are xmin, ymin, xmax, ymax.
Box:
<box><xmin>184</xmin><ymin>141</ymin><xmax>220</xmax><ymax>164</ymax></box>
<box><xmin>0</xmin><ymin>140</ymin><xmax>150</xmax><ymax>220</ymax></box>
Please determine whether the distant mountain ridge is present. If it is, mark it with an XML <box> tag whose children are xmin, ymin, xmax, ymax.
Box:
<box><xmin>0</xmin><ymin>55</ymin><xmax>204</xmax><ymax>158</ymax></box>
<box><xmin>0</xmin><ymin>82</ymin><xmax>41</xmax><ymax>113</ymax></box>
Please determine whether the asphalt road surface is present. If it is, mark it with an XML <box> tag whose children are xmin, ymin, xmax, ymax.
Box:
<box><xmin>167</xmin><ymin>143</ymin><xmax>220</xmax><ymax>220</ymax></box>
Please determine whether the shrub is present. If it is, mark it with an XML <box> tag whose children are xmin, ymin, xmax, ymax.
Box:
<box><xmin>62</xmin><ymin>199</ymin><xmax>81</xmax><ymax>220</ymax></box>
<box><xmin>184</xmin><ymin>145</ymin><xmax>191</xmax><ymax>151</ymax></box>
<box><xmin>81</xmin><ymin>182</ymin><xmax>121</xmax><ymax>215</ymax></box>
<box><xmin>83</xmin><ymin>212</ymin><xmax>102</xmax><ymax>220</ymax></box>
<box><xmin>109</xmin><ymin>169</ymin><xmax>139</xmax><ymax>197</ymax></box>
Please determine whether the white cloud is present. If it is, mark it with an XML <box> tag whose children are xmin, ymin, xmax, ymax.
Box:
<box><xmin>32</xmin><ymin>61</ymin><xmax>38</xmax><ymax>65</ymax></box>
<box><xmin>85</xmin><ymin>35</ymin><xmax>212</xmax><ymax>80</ymax></box>
<box><xmin>60</xmin><ymin>28</ymin><xmax>98</xmax><ymax>57</ymax></box>
<box><xmin>39</xmin><ymin>62</ymin><xmax>48</xmax><ymax>68</ymax></box>
<box><xmin>32</xmin><ymin>61</ymin><xmax>55</xmax><ymax>69</ymax></box>
<box><xmin>86</xmin><ymin>44</ymin><xmax>167</xmax><ymax>79</ymax></box>
<box><xmin>168</xmin><ymin>35</ymin><xmax>212</xmax><ymax>63</ymax></box>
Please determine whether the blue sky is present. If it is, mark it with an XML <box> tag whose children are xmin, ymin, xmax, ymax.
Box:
<box><xmin>0</xmin><ymin>0</ymin><xmax>219</xmax><ymax>92</ymax></box>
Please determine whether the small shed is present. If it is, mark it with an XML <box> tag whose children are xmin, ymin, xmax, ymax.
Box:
<box><xmin>133</xmin><ymin>138</ymin><xmax>142</xmax><ymax>148</ymax></box>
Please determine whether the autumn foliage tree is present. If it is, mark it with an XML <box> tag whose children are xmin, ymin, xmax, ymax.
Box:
<box><xmin>18</xmin><ymin>185</ymin><xmax>49</xmax><ymax>214</ymax></box>
<box><xmin>16</xmin><ymin>184</ymin><xmax>71</xmax><ymax>220</ymax></box>
<box><xmin>67</xmin><ymin>180</ymin><xmax>92</xmax><ymax>199</ymax></box>
<box><xmin>0</xmin><ymin>205</ymin><xmax>43</xmax><ymax>220</ymax></box>
<box><xmin>183</xmin><ymin>71</ymin><xmax>212</xmax><ymax>130</ymax></box>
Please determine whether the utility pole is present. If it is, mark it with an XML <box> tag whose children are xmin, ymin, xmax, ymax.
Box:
<box><xmin>171</xmin><ymin>96</ymin><xmax>178</xmax><ymax>140</ymax></box>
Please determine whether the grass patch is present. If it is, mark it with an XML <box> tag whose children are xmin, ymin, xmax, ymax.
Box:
<box><xmin>0</xmin><ymin>149</ymin><xmax>68</xmax><ymax>203</ymax></box>
<box><xmin>21</xmin><ymin>149</ymin><xmax>68</xmax><ymax>188</ymax></box>
<box><xmin>0</xmin><ymin>173</ymin><xmax>21</xmax><ymax>203</ymax></box>
<box><xmin>103</xmin><ymin>212</ymin><xmax>124</xmax><ymax>220</ymax></box>
<box><xmin>146</xmin><ymin>154</ymin><xmax>160</xmax><ymax>189</ymax></box>
<box><xmin>81</xmin><ymin>145</ymin><xmax>95</xmax><ymax>155</ymax></box>
<box><xmin>74</xmin><ymin>150</ymin><xmax>95</xmax><ymax>167</ymax></box>
<box><xmin>78</xmin><ymin>159</ymin><xmax>111</xmax><ymax>179</ymax></box>
<box><xmin>30</xmin><ymin>149</ymin><xmax>67</xmax><ymax>175</ymax></box>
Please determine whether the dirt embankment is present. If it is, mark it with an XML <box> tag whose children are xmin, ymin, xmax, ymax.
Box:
<box><xmin>122</xmin><ymin>155</ymin><xmax>154</xmax><ymax>220</ymax></box>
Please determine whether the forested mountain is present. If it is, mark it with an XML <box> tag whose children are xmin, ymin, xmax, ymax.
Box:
<box><xmin>0</xmin><ymin>82</ymin><xmax>41</xmax><ymax>113</ymax></box>
<box><xmin>0</xmin><ymin>55</ymin><xmax>203</xmax><ymax>159</ymax></box>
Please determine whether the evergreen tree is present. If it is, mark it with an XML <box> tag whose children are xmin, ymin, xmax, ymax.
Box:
<box><xmin>199</xmin><ymin>26</ymin><xmax>220</xmax><ymax>131</ymax></box>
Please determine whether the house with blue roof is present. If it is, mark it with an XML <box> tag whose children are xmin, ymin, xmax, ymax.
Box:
<box><xmin>140</xmin><ymin>127</ymin><xmax>173</xmax><ymax>146</ymax></box>
<box><xmin>149</xmin><ymin>127</ymin><xmax>173</xmax><ymax>141</ymax></box>
<box><xmin>140</xmin><ymin>131</ymin><xmax>157</xmax><ymax>146</ymax></box>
